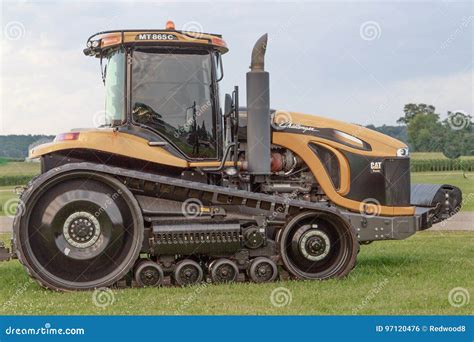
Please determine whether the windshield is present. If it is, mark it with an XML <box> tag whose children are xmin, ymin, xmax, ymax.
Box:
<box><xmin>131</xmin><ymin>48</ymin><xmax>217</xmax><ymax>159</ymax></box>
<box><xmin>104</xmin><ymin>49</ymin><xmax>125</xmax><ymax>125</ymax></box>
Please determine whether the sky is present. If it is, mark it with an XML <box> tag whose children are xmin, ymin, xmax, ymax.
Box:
<box><xmin>0</xmin><ymin>0</ymin><xmax>472</xmax><ymax>135</ymax></box>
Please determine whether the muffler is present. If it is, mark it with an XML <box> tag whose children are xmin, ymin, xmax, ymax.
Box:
<box><xmin>246</xmin><ymin>34</ymin><xmax>271</xmax><ymax>175</ymax></box>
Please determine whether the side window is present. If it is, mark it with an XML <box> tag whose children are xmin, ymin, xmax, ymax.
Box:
<box><xmin>104</xmin><ymin>50</ymin><xmax>125</xmax><ymax>125</ymax></box>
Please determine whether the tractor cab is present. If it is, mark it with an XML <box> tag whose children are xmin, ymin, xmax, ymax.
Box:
<box><xmin>84</xmin><ymin>21</ymin><xmax>230</xmax><ymax>161</ymax></box>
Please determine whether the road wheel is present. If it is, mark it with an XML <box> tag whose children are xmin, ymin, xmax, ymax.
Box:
<box><xmin>173</xmin><ymin>259</ymin><xmax>203</xmax><ymax>286</ymax></box>
<box><xmin>209</xmin><ymin>258</ymin><xmax>239</xmax><ymax>283</ymax></box>
<box><xmin>134</xmin><ymin>260</ymin><xmax>164</xmax><ymax>287</ymax></box>
<box><xmin>247</xmin><ymin>257</ymin><xmax>278</xmax><ymax>283</ymax></box>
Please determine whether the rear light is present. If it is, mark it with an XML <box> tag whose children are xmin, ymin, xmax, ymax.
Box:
<box><xmin>211</xmin><ymin>37</ymin><xmax>227</xmax><ymax>48</ymax></box>
<box><xmin>55</xmin><ymin>132</ymin><xmax>80</xmax><ymax>142</ymax></box>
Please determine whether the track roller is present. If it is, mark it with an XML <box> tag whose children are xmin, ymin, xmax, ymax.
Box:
<box><xmin>134</xmin><ymin>260</ymin><xmax>164</xmax><ymax>287</ymax></box>
<box><xmin>247</xmin><ymin>257</ymin><xmax>278</xmax><ymax>283</ymax></box>
<box><xmin>173</xmin><ymin>259</ymin><xmax>204</xmax><ymax>286</ymax></box>
<box><xmin>209</xmin><ymin>258</ymin><xmax>239</xmax><ymax>283</ymax></box>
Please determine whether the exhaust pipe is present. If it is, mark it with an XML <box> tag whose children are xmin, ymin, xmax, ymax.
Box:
<box><xmin>246</xmin><ymin>34</ymin><xmax>271</xmax><ymax>175</ymax></box>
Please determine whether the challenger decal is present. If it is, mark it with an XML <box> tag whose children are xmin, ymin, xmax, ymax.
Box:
<box><xmin>274</xmin><ymin>122</ymin><xmax>372</xmax><ymax>152</ymax></box>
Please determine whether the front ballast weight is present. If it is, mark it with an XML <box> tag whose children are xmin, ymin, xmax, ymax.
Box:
<box><xmin>13</xmin><ymin>163</ymin><xmax>362</xmax><ymax>290</ymax></box>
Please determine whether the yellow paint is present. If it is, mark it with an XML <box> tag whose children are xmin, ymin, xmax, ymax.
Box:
<box><xmin>273</xmin><ymin>111</ymin><xmax>407</xmax><ymax>157</ymax></box>
<box><xmin>30</xmin><ymin>129</ymin><xmax>188</xmax><ymax>168</ymax></box>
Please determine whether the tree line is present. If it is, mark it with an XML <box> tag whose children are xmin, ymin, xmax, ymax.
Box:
<box><xmin>0</xmin><ymin>135</ymin><xmax>54</xmax><ymax>159</ymax></box>
<box><xmin>395</xmin><ymin>103</ymin><xmax>473</xmax><ymax>158</ymax></box>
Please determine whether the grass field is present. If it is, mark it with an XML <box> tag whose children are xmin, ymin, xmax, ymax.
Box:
<box><xmin>0</xmin><ymin>162</ymin><xmax>40</xmax><ymax>177</ymax></box>
<box><xmin>0</xmin><ymin>231</ymin><xmax>472</xmax><ymax>315</ymax></box>
<box><xmin>0</xmin><ymin>186</ymin><xmax>19</xmax><ymax>216</ymax></box>
<box><xmin>0</xmin><ymin>162</ymin><xmax>39</xmax><ymax>216</ymax></box>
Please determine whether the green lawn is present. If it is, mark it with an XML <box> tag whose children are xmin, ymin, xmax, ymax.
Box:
<box><xmin>412</xmin><ymin>172</ymin><xmax>473</xmax><ymax>211</ymax></box>
<box><xmin>0</xmin><ymin>231</ymin><xmax>472</xmax><ymax>315</ymax></box>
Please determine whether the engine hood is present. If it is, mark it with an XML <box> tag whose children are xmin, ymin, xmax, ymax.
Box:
<box><xmin>272</xmin><ymin>110</ymin><xmax>408</xmax><ymax>157</ymax></box>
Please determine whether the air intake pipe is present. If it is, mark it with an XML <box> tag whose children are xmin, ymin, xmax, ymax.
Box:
<box><xmin>246</xmin><ymin>34</ymin><xmax>271</xmax><ymax>175</ymax></box>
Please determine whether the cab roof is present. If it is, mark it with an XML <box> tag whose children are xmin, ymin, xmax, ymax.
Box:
<box><xmin>84</xmin><ymin>25</ymin><xmax>228</xmax><ymax>57</ymax></box>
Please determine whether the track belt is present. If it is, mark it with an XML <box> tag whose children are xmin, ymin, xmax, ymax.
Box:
<box><xmin>21</xmin><ymin>162</ymin><xmax>344</xmax><ymax>220</ymax></box>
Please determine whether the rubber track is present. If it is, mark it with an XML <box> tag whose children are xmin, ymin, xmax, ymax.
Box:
<box><xmin>14</xmin><ymin>162</ymin><xmax>352</xmax><ymax>291</ymax></box>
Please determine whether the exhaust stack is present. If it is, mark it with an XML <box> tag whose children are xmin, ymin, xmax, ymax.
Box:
<box><xmin>246</xmin><ymin>34</ymin><xmax>271</xmax><ymax>175</ymax></box>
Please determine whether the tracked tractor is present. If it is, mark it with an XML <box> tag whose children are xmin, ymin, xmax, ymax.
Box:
<box><xmin>6</xmin><ymin>21</ymin><xmax>462</xmax><ymax>290</ymax></box>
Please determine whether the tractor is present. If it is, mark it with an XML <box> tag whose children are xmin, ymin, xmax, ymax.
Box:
<box><xmin>5</xmin><ymin>21</ymin><xmax>461</xmax><ymax>290</ymax></box>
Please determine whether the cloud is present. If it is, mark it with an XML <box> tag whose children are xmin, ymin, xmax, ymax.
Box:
<box><xmin>0</xmin><ymin>0</ymin><xmax>472</xmax><ymax>134</ymax></box>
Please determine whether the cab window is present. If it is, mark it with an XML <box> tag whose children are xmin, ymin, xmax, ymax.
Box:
<box><xmin>131</xmin><ymin>48</ymin><xmax>217</xmax><ymax>159</ymax></box>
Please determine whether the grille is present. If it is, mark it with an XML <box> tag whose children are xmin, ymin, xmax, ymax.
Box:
<box><xmin>384</xmin><ymin>158</ymin><xmax>411</xmax><ymax>206</ymax></box>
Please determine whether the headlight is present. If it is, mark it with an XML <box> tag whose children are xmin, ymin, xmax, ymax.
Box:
<box><xmin>397</xmin><ymin>147</ymin><xmax>409</xmax><ymax>157</ymax></box>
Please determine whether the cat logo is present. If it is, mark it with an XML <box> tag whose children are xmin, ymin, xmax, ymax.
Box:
<box><xmin>370</xmin><ymin>161</ymin><xmax>382</xmax><ymax>173</ymax></box>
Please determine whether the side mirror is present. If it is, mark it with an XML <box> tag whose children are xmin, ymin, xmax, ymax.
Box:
<box><xmin>224</xmin><ymin>93</ymin><xmax>233</xmax><ymax>117</ymax></box>
<box><xmin>215</xmin><ymin>52</ymin><xmax>224</xmax><ymax>82</ymax></box>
